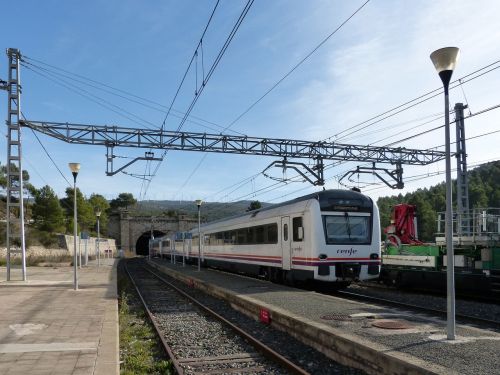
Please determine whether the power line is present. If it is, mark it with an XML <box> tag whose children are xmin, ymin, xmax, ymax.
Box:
<box><xmin>221</xmin><ymin>0</ymin><xmax>371</xmax><ymax>133</ymax></box>
<box><xmin>173</xmin><ymin>0</ymin><xmax>371</xmax><ymax>199</ymax></box>
<box><xmin>137</xmin><ymin>0</ymin><xmax>222</xmax><ymax>203</ymax></box>
<box><xmin>219</xmin><ymin>101</ymin><xmax>500</xmax><ymax>205</ymax></box>
<box><xmin>362</xmin><ymin>158</ymin><xmax>500</xmax><ymax>193</ymax></box>
<box><xmin>160</xmin><ymin>0</ymin><xmax>221</xmax><ymax>132</ymax></box>
<box><xmin>29</xmin><ymin>128</ymin><xmax>72</xmax><ymax>187</ymax></box>
<box><xmin>22</xmin><ymin>63</ymin><xmax>159</xmax><ymax>130</ymax></box>
<box><xmin>340</xmin><ymin>112</ymin><xmax>443</xmax><ymax>144</ymax></box>
<box><xmin>202</xmin><ymin>59</ymin><xmax>500</xmax><ymax>201</ymax></box>
<box><xmin>143</xmin><ymin>0</ymin><xmax>255</xmax><ymax>199</ymax></box>
<box><xmin>385</xmin><ymin>101</ymin><xmax>500</xmax><ymax>148</ymax></box>
<box><xmin>22</xmin><ymin>54</ymin><xmax>244</xmax><ymax>135</ymax></box>
<box><xmin>18</xmin><ymin>110</ymin><xmax>73</xmax><ymax>187</ymax></box>
<box><xmin>330</xmin><ymin>60</ymin><xmax>500</xmax><ymax>142</ymax></box>
<box><xmin>172</xmin><ymin>0</ymin><xmax>255</xmax><ymax>134</ymax></box>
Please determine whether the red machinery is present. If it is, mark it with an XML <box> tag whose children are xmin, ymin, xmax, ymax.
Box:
<box><xmin>384</xmin><ymin>204</ymin><xmax>423</xmax><ymax>246</ymax></box>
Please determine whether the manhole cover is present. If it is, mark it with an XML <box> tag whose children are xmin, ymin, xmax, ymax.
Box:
<box><xmin>320</xmin><ymin>314</ymin><xmax>352</xmax><ymax>321</ymax></box>
<box><xmin>371</xmin><ymin>319</ymin><xmax>413</xmax><ymax>329</ymax></box>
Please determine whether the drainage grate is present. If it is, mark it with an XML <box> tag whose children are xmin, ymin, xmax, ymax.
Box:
<box><xmin>371</xmin><ymin>319</ymin><xmax>413</xmax><ymax>329</ymax></box>
<box><xmin>320</xmin><ymin>313</ymin><xmax>352</xmax><ymax>321</ymax></box>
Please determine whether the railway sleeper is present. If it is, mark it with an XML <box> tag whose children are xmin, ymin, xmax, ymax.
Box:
<box><xmin>192</xmin><ymin>366</ymin><xmax>267</xmax><ymax>375</ymax></box>
<box><xmin>178</xmin><ymin>352</ymin><xmax>260</xmax><ymax>364</ymax></box>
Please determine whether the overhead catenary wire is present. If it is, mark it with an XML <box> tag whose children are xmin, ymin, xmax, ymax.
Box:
<box><xmin>17</xmin><ymin>110</ymin><xmax>72</xmax><ymax>187</ymax></box>
<box><xmin>217</xmin><ymin>101</ymin><xmax>500</xmax><ymax>205</ymax></box>
<box><xmin>16</xmin><ymin>110</ymin><xmax>85</xmax><ymax>215</ymax></box>
<box><xmin>341</xmin><ymin>112</ymin><xmax>444</xmax><ymax>144</ymax></box>
<box><xmin>328</xmin><ymin>59</ymin><xmax>500</xmax><ymax>142</ymax></box>
<box><xmin>168</xmin><ymin>131</ymin><xmax>499</xmax><ymax>219</ymax></box>
<box><xmin>143</xmin><ymin>0</ymin><xmax>255</xmax><ymax>200</ymax></box>
<box><xmin>172</xmin><ymin>0</ymin><xmax>255</xmax><ymax>134</ymax></box>
<box><xmin>22</xmin><ymin>62</ymin><xmax>159</xmax><ymax>130</ymax></box>
<box><xmin>361</xmin><ymin>157</ymin><xmax>500</xmax><ymax>193</ymax></box>
<box><xmin>221</xmin><ymin>0</ymin><xmax>371</xmax><ymax>134</ymax></box>
<box><xmin>22</xmin><ymin>54</ymin><xmax>245</xmax><ymax>135</ymax></box>
<box><xmin>172</xmin><ymin>0</ymin><xmax>371</xmax><ymax>199</ymax></box>
<box><xmin>201</xmin><ymin>112</ymin><xmax>444</xmax><ymax>202</ymax></box>
<box><xmin>17</xmin><ymin>25</ymin><xmax>500</xmax><ymax>210</ymax></box>
<box><xmin>137</xmin><ymin>0</ymin><xmax>223</xmax><ymax>202</ymax></box>
<box><xmin>198</xmin><ymin>58</ymin><xmax>500</xmax><ymax>201</ymax></box>
<box><xmin>244</xmin><ymin>66</ymin><xmax>500</xmax><ymax>200</ymax></box>
<box><xmin>160</xmin><ymin>0</ymin><xmax>221</xmax><ymax>132</ymax></box>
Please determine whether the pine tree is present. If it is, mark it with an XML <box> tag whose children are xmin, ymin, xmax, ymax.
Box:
<box><xmin>32</xmin><ymin>185</ymin><xmax>65</xmax><ymax>232</ymax></box>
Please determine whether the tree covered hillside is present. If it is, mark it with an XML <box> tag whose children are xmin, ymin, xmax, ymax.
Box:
<box><xmin>377</xmin><ymin>160</ymin><xmax>500</xmax><ymax>241</ymax></box>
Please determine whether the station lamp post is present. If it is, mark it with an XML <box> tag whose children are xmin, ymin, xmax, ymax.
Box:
<box><xmin>68</xmin><ymin>162</ymin><xmax>80</xmax><ymax>291</ymax></box>
<box><xmin>430</xmin><ymin>47</ymin><xmax>460</xmax><ymax>340</ymax></box>
<box><xmin>195</xmin><ymin>200</ymin><xmax>203</xmax><ymax>271</ymax></box>
<box><xmin>95</xmin><ymin>209</ymin><xmax>101</xmax><ymax>268</ymax></box>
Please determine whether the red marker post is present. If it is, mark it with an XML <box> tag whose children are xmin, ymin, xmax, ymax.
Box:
<box><xmin>259</xmin><ymin>308</ymin><xmax>271</xmax><ymax>324</ymax></box>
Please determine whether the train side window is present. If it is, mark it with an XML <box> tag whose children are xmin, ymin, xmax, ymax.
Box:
<box><xmin>266</xmin><ymin>224</ymin><xmax>278</xmax><ymax>244</ymax></box>
<box><xmin>293</xmin><ymin>217</ymin><xmax>303</xmax><ymax>242</ymax></box>
<box><xmin>283</xmin><ymin>224</ymin><xmax>288</xmax><ymax>241</ymax></box>
<box><xmin>247</xmin><ymin>227</ymin><xmax>256</xmax><ymax>244</ymax></box>
<box><xmin>237</xmin><ymin>229</ymin><xmax>246</xmax><ymax>244</ymax></box>
<box><xmin>256</xmin><ymin>226</ymin><xmax>265</xmax><ymax>244</ymax></box>
<box><xmin>224</xmin><ymin>231</ymin><xmax>231</xmax><ymax>244</ymax></box>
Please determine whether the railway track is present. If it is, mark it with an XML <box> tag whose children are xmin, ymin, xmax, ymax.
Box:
<box><xmin>359</xmin><ymin>280</ymin><xmax>500</xmax><ymax>304</ymax></box>
<box><xmin>334</xmin><ymin>289</ymin><xmax>500</xmax><ymax>330</ymax></box>
<box><xmin>124</xmin><ymin>259</ymin><xmax>310</xmax><ymax>375</ymax></box>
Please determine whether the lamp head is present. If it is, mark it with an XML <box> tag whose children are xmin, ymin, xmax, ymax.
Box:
<box><xmin>430</xmin><ymin>47</ymin><xmax>459</xmax><ymax>87</ymax></box>
<box><xmin>95</xmin><ymin>209</ymin><xmax>102</xmax><ymax>218</ymax></box>
<box><xmin>68</xmin><ymin>163</ymin><xmax>81</xmax><ymax>173</ymax></box>
<box><xmin>195</xmin><ymin>199</ymin><xmax>203</xmax><ymax>207</ymax></box>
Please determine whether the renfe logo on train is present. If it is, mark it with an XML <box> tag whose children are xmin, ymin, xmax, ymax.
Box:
<box><xmin>337</xmin><ymin>248</ymin><xmax>358</xmax><ymax>256</ymax></box>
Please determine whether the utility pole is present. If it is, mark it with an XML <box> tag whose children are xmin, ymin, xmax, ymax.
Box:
<box><xmin>455</xmin><ymin>103</ymin><xmax>470</xmax><ymax>236</ymax></box>
<box><xmin>3</xmin><ymin>49</ymin><xmax>26</xmax><ymax>281</ymax></box>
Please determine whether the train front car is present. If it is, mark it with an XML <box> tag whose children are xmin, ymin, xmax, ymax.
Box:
<box><xmin>190</xmin><ymin>189</ymin><xmax>380</xmax><ymax>287</ymax></box>
<box><xmin>301</xmin><ymin>190</ymin><xmax>381</xmax><ymax>285</ymax></box>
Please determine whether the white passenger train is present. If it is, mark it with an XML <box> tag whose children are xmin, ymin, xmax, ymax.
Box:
<box><xmin>172</xmin><ymin>189</ymin><xmax>381</xmax><ymax>285</ymax></box>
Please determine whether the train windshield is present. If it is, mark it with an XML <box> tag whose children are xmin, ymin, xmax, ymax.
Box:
<box><xmin>323</xmin><ymin>213</ymin><xmax>371</xmax><ymax>244</ymax></box>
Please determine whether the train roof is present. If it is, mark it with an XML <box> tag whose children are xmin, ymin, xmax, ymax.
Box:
<box><xmin>194</xmin><ymin>189</ymin><xmax>373</xmax><ymax>231</ymax></box>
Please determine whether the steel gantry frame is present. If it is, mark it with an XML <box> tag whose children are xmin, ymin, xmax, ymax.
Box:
<box><xmin>20</xmin><ymin>120</ymin><xmax>447</xmax><ymax>165</ymax></box>
<box><xmin>4</xmin><ymin>47</ymin><xmax>451</xmax><ymax>280</ymax></box>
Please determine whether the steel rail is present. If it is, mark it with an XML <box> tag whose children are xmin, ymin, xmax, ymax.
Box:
<box><xmin>336</xmin><ymin>290</ymin><xmax>500</xmax><ymax>330</ymax></box>
<box><xmin>140</xmin><ymin>263</ymin><xmax>310</xmax><ymax>375</ymax></box>
<box><xmin>123</xmin><ymin>261</ymin><xmax>185</xmax><ymax>375</ymax></box>
<box><xmin>359</xmin><ymin>281</ymin><xmax>500</xmax><ymax>304</ymax></box>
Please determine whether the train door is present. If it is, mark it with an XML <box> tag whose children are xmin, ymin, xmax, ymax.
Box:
<box><xmin>281</xmin><ymin>216</ymin><xmax>291</xmax><ymax>270</ymax></box>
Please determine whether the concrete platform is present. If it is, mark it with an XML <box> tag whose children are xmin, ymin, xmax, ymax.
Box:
<box><xmin>0</xmin><ymin>259</ymin><xmax>119</xmax><ymax>375</ymax></box>
<box><xmin>149</xmin><ymin>258</ymin><xmax>500</xmax><ymax>375</ymax></box>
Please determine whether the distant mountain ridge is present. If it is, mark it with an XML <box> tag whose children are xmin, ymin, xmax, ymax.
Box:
<box><xmin>136</xmin><ymin>199</ymin><xmax>274</xmax><ymax>222</ymax></box>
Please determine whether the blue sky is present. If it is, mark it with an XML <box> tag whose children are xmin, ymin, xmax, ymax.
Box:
<box><xmin>1</xmin><ymin>0</ymin><xmax>499</xmax><ymax>206</ymax></box>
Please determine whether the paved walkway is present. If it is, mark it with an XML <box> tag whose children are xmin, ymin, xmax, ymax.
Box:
<box><xmin>0</xmin><ymin>258</ymin><xmax>119</xmax><ymax>375</ymax></box>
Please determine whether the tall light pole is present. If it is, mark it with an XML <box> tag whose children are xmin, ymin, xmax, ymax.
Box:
<box><xmin>430</xmin><ymin>46</ymin><xmax>460</xmax><ymax>340</ymax></box>
<box><xmin>95</xmin><ymin>209</ymin><xmax>101</xmax><ymax>268</ymax></box>
<box><xmin>195</xmin><ymin>200</ymin><xmax>203</xmax><ymax>271</ymax></box>
<box><xmin>68</xmin><ymin>163</ymin><xmax>80</xmax><ymax>291</ymax></box>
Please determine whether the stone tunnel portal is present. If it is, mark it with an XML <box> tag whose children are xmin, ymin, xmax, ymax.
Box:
<box><xmin>135</xmin><ymin>230</ymin><xmax>166</xmax><ymax>256</ymax></box>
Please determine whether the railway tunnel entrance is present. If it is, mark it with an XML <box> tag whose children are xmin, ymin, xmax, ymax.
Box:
<box><xmin>135</xmin><ymin>230</ymin><xmax>166</xmax><ymax>256</ymax></box>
